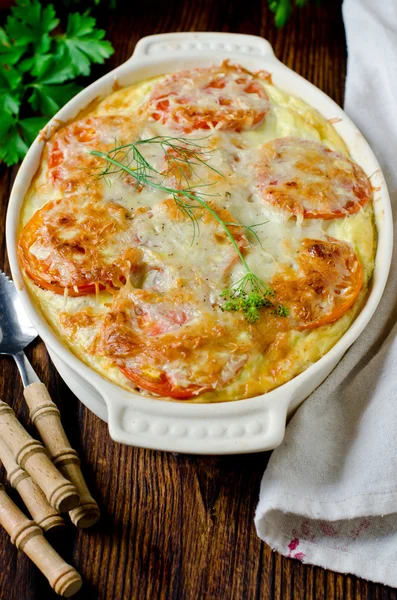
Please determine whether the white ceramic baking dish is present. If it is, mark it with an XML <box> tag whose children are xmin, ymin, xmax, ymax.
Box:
<box><xmin>6</xmin><ymin>32</ymin><xmax>393</xmax><ymax>454</ymax></box>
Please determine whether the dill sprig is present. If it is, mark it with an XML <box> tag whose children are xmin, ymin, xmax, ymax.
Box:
<box><xmin>92</xmin><ymin>145</ymin><xmax>248</xmax><ymax>262</ymax></box>
<box><xmin>220</xmin><ymin>274</ymin><xmax>290</xmax><ymax>323</ymax></box>
<box><xmin>94</xmin><ymin>135</ymin><xmax>222</xmax><ymax>189</ymax></box>
<box><xmin>139</xmin><ymin>135</ymin><xmax>222</xmax><ymax>186</ymax></box>
<box><xmin>220</xmin><ymin>273</ymin><xmax>274</xmax><ymax>324</ymax></box>
<box><xmin>275</xmin><ymin>304</ymin><xmax>290</xmax><ymax>317</ymax></box>
<box><xmin>90</xmin><ymin>137</ymin><xmax>289</xmax><ymax>323</ymax></box>
<box><xmin>224</xmin><ymin>220</ymin><xmax>269</xmax><ymax>250</ymax></box>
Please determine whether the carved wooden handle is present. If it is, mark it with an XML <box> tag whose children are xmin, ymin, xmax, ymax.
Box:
<box><xmin>0</xmin><ymin>484</ymin><xmax>82</xmax><ymax>597</ymax></box>
<box><xmin>24</xmin><ymin>383</ymin><xmax>100</xmax><ymax>528</ymax></box>
<box><xmin>0</xmin><ymin>437</ymin><xmax>64</xmax><ymax>531</ymax></box>
<box><xmin>0</xmin><ymin>401</ymin><xmax>79</xmax><ymax>513</ymax></box>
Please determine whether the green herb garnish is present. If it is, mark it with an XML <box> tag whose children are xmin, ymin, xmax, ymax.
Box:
<box><xmin>96</xmin><ymin>135</ymin><xmax>222</xmax><ymax>190</ymax></box>
<box><xmin>91</xmin><ymin>138</ymin><xmax>219</xmax><ymax>242</ymax></box>
<box><xmin>274</xmin><ymin>304</ymin><xmax>290</xmax><ymax>317</ymax></box>
<box><xmin>224</xmin><ymin>220</ymin><xmax>269</xmax><ymax>250</ymax></box>
<box><xmin>0</xmin><ymin>0</ymin><xmax>114</xmax><ymax>166</ymax></box>
<box><xmin>268</xmin><ymin>0</ymin><xmax>310</xmax><ymax>28</ymax></box>
<box><xmin>220</xmin><ymin>273</ymin><xmax>275</xmax><ymax>324</ymax></box>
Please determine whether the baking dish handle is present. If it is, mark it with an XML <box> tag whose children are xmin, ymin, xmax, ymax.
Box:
<box><xmin>47</xmin><ymin>345</ymin><xmax>291</xmax><ymax>454</ymax></box>
<box><xmin>103</xmin><ymin>389</ymin><xmax>290</xmax><ymax>455</ymax></box>
<box><xmin>130</xmin><ymin>32</ymin><xmax>275</xmax><ymax>61</ymax></box>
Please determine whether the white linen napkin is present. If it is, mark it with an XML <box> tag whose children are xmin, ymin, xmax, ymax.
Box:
<box><xmin>255</xmin><ymin>0</ymin><xmax>397</xmax><ymax>587</ymax></box>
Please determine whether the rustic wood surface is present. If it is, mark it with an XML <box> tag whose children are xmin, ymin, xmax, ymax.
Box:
<box><xmin>0</xmin><ymin>1</ymin><xmax>394</xmax><ymax>599</ymax></box>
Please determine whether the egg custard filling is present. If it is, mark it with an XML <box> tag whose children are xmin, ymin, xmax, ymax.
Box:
<box><xmin>18</xmin><ymin>62</ymin><xmax>376</xmax><ymax>402</ymax></box>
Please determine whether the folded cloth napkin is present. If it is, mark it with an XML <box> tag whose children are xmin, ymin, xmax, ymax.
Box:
<box><xmin>255</xmin><ymin>0</ymin><xmax>397</xmax><ymax>587</ymax></box>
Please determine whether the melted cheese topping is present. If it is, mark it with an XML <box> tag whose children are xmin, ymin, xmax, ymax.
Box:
<box><xmin>19</xmin><ymin>63</ymin><xmax>376</xmax><ymax>403</ymax></box>
<box><xmin>142</xmin><ymin>62</ymin><xmax>270</xmax><ymax>132</ymax></box>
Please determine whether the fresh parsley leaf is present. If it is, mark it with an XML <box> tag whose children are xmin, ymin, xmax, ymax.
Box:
<box><xmin>0</xmin><ymin>114</ymin><xmax>47</xmax><ymax>166</ymax></box>
<box><xmin>1</xmin><ymin>128</ymin><xmax>29</xmax><ymax>165</ymax></box>
<box><xmin>30</xmin><ymin>53</ymin><xmax>75</xmax><ymax>83</ymax></box>
<box><xmin>0</xmin><ymin>111</ymin><xmax>15</xmax><ymax>138</ymax></box>
<box><xmin>56</xmin><ymin>12</ymin><xmax>114</xmax><ymax>77</ymax></box>
<box><xmin>17</xmin><ymin>56</ymin><xmax>34</xmax><ymax>73</ymax></box>
<box><xmin>269</xmin><ymin>0</ymin><xmax>292</xmax><ymax>27</ymax></box>
<box><xmin>268</xmin><ymin>0</ymin><xmax>309</xmax><ymax>27</ymax></box>
<box><xmin>20</xmin><ymin>51</ymin><xmax>74</xmax><ymax>82</ymax></box>
<box><xmin>27</xmin><ymin>52</ymin><xmax>82</xmax><ymax>114</ymax></box>
<box><xmin>0</xmin><ymin>115</ymin><xmax>29</xmax><ymax>166</ymax></box>
<box><xmin>29</xmin><ymin>81</ymin><xmax>82</xmax><ymax>115</ymax></box>
<box><xmin>0</xmin><ymin>65</ymin><xmax>23</xmax><ymax>115</ymax></box>
<box><xmin>19</xmin><ymin>116</ymin><xmax>48</xmax><ymax>145</ymax></box>
<box><xmin>6</xmin><ymin>1</ymin><xmax>59</xmax><ymax>55</ymax></box>
<box><xmin>0</xmin><ymin>28</ymin><xmax>27</xmax><ymax>65</ymax></box>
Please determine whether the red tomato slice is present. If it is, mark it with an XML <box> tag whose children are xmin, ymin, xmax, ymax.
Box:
<box><xmin>18</xmin><ymin>196</ymin><xmax>140</xmax><ymax>296</ymax></box>
<box><xmin>144</xmin><ymin>62</ymin><xmax>270</xmax><ymax>133</ymax></box>
<box><xmin>47</xmin><ymin>116</ymin><xmax>141</xmax><ymax>197</ymax></box>
<box><xmin>134</xmin><ymin>297</ymin><xmax>190</xmax><ymax>337</ymax></box>
<box><xmin>119</xmin><ymin>366</ymin><xmax>210</xmax><ymax>399</ymax></box>
<box><xmin>254</xmin><ymin>137</ymin><xmax>372</xmax><ymax>220</ymax></box>
<box><xmin>96</xmin><ymin>285</ymin><xmax>250</xmax><ymax>399</ymax></box>
<box><xmin>272</xmin><ymin>238</ymin><xmax>363</xmax><ymax>330</ymax></box>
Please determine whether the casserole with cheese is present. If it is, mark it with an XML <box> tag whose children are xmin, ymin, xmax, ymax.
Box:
<box><xmin>18</xmin><ymin>62</ymin><xmax>376</xmax><ymax>402</ymax></box>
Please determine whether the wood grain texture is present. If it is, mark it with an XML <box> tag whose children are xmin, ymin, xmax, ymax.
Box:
<box><xmin>0</xmin><ymin>0</ymin><xmax>395</xmax><ymax>598</ymax></box>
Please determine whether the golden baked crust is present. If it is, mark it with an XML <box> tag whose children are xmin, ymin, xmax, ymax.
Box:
<box><xmin>18</xmin><ymin>63</ymin><xmax>376</xmax><ymax>402</ymax></box>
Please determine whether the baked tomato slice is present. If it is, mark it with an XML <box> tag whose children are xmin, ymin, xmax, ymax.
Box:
<box><xmin>144</xmin><ymin>62</ymin><xmax>270</xmax><ymax>133</ymax></box>
<box><xmin>47</xmin><ymin>116</ymin><xmax>141</xmax><ymax>196</ymax></box>
<box><xmin>96</xmin><ymin>286</ymin><xmax>250</xmax><ymax>399</ymax></box>
<box><xmin>116</xmin><ymin>341</ymin><xmax>248</xmax><ymax>400</ymax></box>
<box><xmin>118</xmin><ymin>347</ymin><xmax>247</xmax><ymax>400</ymax></box>
<box><xmin>272</xmin><ymin>237</ymin><xmax>363</xmax><ymax>329</ymax></box>
<box><xmin>119</xmin><ymin>366</ymin><xmax>210</xmax><ymax>399</ymax></box>
<box><xmin>18</xmin><ymin>196</ymin><xmax>141</xmax><ymax>296</ymax></box>
<box><xmin>253</xmin><ymin>137</ymin><xmax>372</xmax><ymax>220</ymax></box>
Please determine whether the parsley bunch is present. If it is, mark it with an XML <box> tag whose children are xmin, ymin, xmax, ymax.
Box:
<box><xmin>0</xmin><ymin>0</ymin><xmax>114</xmax><ymax>166</ymax></box>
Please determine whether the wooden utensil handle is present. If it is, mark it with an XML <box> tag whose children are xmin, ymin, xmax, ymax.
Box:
<box><xmin>0</xmin><ymin>401</ymin><xmax>79</xmax><ymax>513</ymax></box>
<box><xmin>0</xmin><ymin>484</ymin><xmax>82</xmax><ymax>597</ymax></box>
<box><xmin>0</xmin><ymin>438</ymin><xmax>64</xmax><ymax>531</ymax></box>
<box><xmin>24</xmin><ymin>383</ymin><xmax>100</xmax><ymax>528</ymax></box>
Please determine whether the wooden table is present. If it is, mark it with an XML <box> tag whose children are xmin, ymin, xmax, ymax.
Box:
<box><xmin>0</xmin><ymin>1</ymin><xmax>395</xmax><ymax>598</ymax></box>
